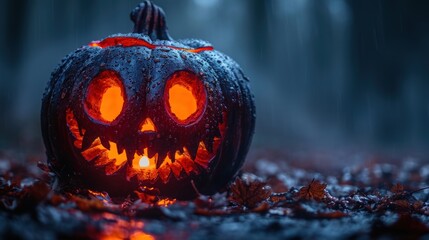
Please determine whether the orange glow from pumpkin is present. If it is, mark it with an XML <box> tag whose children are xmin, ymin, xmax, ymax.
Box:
<box><xmin>165</xmin><ymin>71</ymin><xmax>206</xmax><ymax>124</ymax></box>
<box><xmin>107</xmin><ymin>141</ymin><xmax>127</xmax><ymax>167</ymax></box>
<box><xmin>98</xmin><ymin>214</ymin><xmax>155</xmax><ymax>240</ymax></box>
<box><xmin>66</xmin><ymin>107</ymin><xmax>227</xmax><ymax>181</ymax></box>
<box><xmin>140</xmin><ymin>118</ymin><xmax>156</xmax><ymax>132</ymax></box>
<box><xmin>100</xmin><ymin>86</ymin><xmax>124</xmax><ymax>122</ymax></box>
<box><xmin>132</xmin><ymin>148</ymin><xmax>156</xmax><ymax>170</ymax></box>
<box><xmin>129</xmin><ymin>232</ymin><xmax>155</xmax><ymax>240</ymax></box>
<box><xmin>84</xmin><ymin>70</ymin><xmax>125</xmax><ymax>123</ymax></box>
<box><xmin>157</xmin><ymin>198</ymin><xmax>176</xmax><ymax>207</ymax></box>
<box><xmin>168</xmin><ymin>84</ymin><xmax>197</xmax><ymax>121</ymax></box>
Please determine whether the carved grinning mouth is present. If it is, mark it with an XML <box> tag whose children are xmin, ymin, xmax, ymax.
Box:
<box><xmin>65</xmin><ymin>109</ymin><xmax>224</xmax><ymax>184</ymax></box>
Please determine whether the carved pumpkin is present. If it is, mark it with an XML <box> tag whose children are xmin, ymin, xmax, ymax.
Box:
<box><xmin>41</xmin><ymin>1</ymin><xmax>255</xmax><ymax>199</ymax></box>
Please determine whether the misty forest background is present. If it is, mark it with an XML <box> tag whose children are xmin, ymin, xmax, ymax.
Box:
<box><xmin>1</xmin><ymin>0</ymin><xmax>429</xmax><ymax>155</ymax></box>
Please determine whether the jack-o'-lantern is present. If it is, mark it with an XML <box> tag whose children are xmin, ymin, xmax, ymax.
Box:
<box><xmin>41</xmin><ymin>1</ymin><xmax>255</xmax><ymax>199</ymax></box>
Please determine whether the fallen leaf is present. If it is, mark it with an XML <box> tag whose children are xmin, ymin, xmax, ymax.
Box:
<box><xmin>391</xmin><ymin>183</ymin><xmax>405</xmax><ymax>194</ymax></box>
<box><xmin>252</xmin><ymin>202</ymin><xmax>270</xmax><ymax>213</ymax></box>
<box><xmin>269</xmin><ymin>193</ymin><xmax>288</xmax><ymax>203</ymax></box>
<box><xmin>297</xmin><ymin>179</ymin><xmax>327</xmax><ymax>201</ymax></box>
<box><xmin>229</xmin><ymin>174</ymin><xmax>272</xmax><ymax>209</ymax></box>
<box><xmin>317</xmin><ymin>211</ymin><xmax>348</xmax><ymax>219</ymax></box>
<box><xmin>392</xmin><ymin>199</ymin><xmax>409</xmax><ymax>212</ymax></box>
<box><xmin>413</xmin><ymin>201</ymin><xmax>424</xmax><ymax>211</ymax></box>
<box><xmin>266</xmin><ymin>177</ymin><xmax>288</xmax><ymax>193</ymax></box>
<box><xmin>68</xmin><ymin>194</ymin><xmax>106</xmax><ymax>212</ymax></box>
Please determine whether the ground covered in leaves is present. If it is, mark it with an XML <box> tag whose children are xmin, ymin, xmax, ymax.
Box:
<box><xmin>1</xmin><ymin>149</ymin><xmax>429</xmax><ymax>239</ymax></box>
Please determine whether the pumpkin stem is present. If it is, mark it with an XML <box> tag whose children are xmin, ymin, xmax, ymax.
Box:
<box><xmin>130</xmin><ymin>1</ymin><xmax>172</xmax><ymax>41</ymax></box>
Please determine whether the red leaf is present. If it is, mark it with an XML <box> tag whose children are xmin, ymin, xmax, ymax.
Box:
<box><xmin>317</xmin><ymin>211</ymin><xmax>348</xmax><ymax>219</ymax></box>
<box><xmin>229</xmin><ymin>174</ymin><xmax>272</xmax><ymax>209</ymax></box>
<box><xmin>297</xmin><ymin>179</ymin><xmax>327</xmax><ymax>201</ymax></box>
<box><xmin>391</xmin><ymin>183</ymin><xmax>405</xmax><ymax>194</ymax></box>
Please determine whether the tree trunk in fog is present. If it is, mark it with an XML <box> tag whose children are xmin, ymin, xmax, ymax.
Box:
<box><xmin>346</xmin><ymin>0</ymin><xmax>429</xmax><ymax>147</ymax></box>
<box><xmin>248</xmin><ymin>0</ymin><xmax>272</xmax><ymax>62</ymax></box>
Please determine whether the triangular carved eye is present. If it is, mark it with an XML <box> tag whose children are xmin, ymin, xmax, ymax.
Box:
<box><xmin>140</xmin><ymin>117</ymin><xmax>156</xmax><ymax>132</ymax></box>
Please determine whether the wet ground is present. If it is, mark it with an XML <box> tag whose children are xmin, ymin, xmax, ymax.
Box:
<box><xmin>1</xmin><ymin>149</ymin><xmax>429</xmax><ymax>239</ymax></box>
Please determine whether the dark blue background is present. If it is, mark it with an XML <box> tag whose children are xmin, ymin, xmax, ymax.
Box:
<box><xmin>1</xmin><ymin>0</ymin><xmax>428</xmax><ymax>153</ymax></box>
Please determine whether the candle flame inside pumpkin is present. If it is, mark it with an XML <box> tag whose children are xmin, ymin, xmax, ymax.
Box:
<box><xmin>139</xmin><ymin>156</ymin><xmax>150</xmax><ymax>168</ymax></box>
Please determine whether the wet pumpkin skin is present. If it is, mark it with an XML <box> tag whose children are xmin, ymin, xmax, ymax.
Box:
<box><xmin>41</xmin><ymin>1</ymin><xmax>255</xmax><ymax>199</ymax></box>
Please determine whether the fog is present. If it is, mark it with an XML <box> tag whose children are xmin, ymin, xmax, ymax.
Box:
<box><xmin>1</xmin><ymin>0</ymin><xmax>428</xmax><ymax>153</ymax></box>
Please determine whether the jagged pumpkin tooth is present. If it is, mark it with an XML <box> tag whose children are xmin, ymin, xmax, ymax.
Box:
<box><xmin>147</xmin><ymin>147</ymin><xmax>157</xmax><ymax>159</ymax></box>
<box><xmin>100</xmin><ymin>137</ymin><xmax>110</xmax><ymax>150</ymax></box>
<box><xmin>168</xmin><ymin>150</ymin><xmax>176</xmax><ymax>163</ymax></box>
<box><xmin>136</xmin><ymin>148</ymin><xmax>144</xmax><ymax>156</ymax></box>
<box><xmin>116</xmin><ymin>143</ymin><xmax>125</xmax><ymax>155</ymax></box>
<box><xmin>125</xmin><ymin>149</ymin><xmax>135</xmax><ymax>163</ymax></box>
<box><xmin>156</xmin><ymin>154</ymin><xmax>164</xmax><ymax>169</ymax></box>
<box><xmin>158</xmin><ymin>164</ymin><xmax>171</xmax><ymax>183</ymax></box>
<box><xmin>203</xmin><ymin>137</ymin><xmax>214</xmax><ymax>153</ymax></box>
<box><xmin>170</xmin><ymin>162</ymin><xmax>183</xmax><ymax>179</ymax></box>
<box><xmin>157</xmin><ymin>149</ymin><xmax>168</xmax><ymax>165</ymax></box>
<box><xmin>185</xmin><ymin>139</ymin><xmax>199</xmax><ymax>161</ymax></box>
<box><xmin>81</xmin><ymin>131</ymin><xmax>98</xmax><ymax>151</ymax></box>
<box><xmin>178</xmin><ymin>157</ymin><xmax>196</xmax><ymax>176</ymax></box>
<box><xmin>81</xmin><ymin>145</ymin><xmax>105</xmax><ymax>162</ymax></box>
